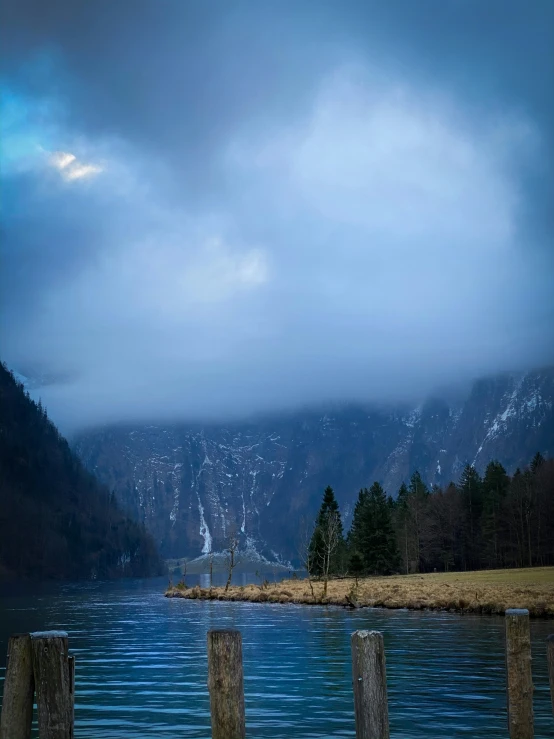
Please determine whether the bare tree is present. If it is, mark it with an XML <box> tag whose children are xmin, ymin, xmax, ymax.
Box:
<box><xmin>318</xmin><ymin>510</ymin><xmax>342</xmax><ymax>597</ymax></box>
<box><xmin>224</xmin><ymin>531</ymin><xmax>241</xmax><ymax>592</ymax></box>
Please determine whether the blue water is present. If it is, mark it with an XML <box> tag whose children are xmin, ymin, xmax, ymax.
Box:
<box><xmin>0</xmin><ymin>576</ymin><xmax>553</xmax><ymax>738</ymax></box>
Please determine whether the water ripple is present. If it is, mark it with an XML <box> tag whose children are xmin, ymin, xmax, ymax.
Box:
<box><xmin>0</xmin><ymin>578</ymin><xmax>553</xmax><ymax>737</ymax></box>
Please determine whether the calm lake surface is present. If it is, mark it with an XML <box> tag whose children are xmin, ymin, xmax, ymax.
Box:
<box><xmin>0</xmin><ymin>575</ymin><xmax>552</xmax><ymax>738</ymax></box>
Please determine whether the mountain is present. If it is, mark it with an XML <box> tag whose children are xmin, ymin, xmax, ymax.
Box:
<box><xmin>0</xmin><ymin>363</ymin><xmax>164</xmax><ymax>580</ymax></box>
<box><xmin>74</xmin><ymin>367</ymin><xmax>554</xmax><ymax>563</ymax></box>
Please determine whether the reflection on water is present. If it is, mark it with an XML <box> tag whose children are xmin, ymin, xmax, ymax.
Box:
<box><xmin>190</xmin><ymin>571</ymin><xmax>293</xmax><ymax>590</ymax></box>
<box><xmin>0</xmin><ymin>576</ymin><xmax>552</xmax><ymax>738</ymax></box>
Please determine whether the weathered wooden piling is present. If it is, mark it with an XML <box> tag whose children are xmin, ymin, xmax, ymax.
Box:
<box><xmin>505</xmin><ymin>609</ymin><xmax>534</xmax><ymax>739</ymax></box>
<box><xmin>68</xmin><ymin>654</ymin><xmax>75</xmax><ymax>729</ymax></box>
<box><xmin>0</xmin><ymin>633</ymin><xmax>34</xmax><ymax>739</ymax></box>
<box><xmin>207</xmin><ymin>629</ymin><xmax>246</xmax><ymax>739</ymax></box>
<box><xmin>547</xmin><ymin>635</ymin><xmax>554</xmax><ymax>719</ymax></box>
<box><xmin>351</xmin><ymin>630</ymin><xmax>390</xmax><ymax>739</ymax></box>
<box><xmin>31</xmin><ymin>631</ymin><xmax>74</xmax><ymax>739</ymax></box>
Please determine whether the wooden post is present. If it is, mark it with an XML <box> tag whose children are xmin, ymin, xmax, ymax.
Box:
<box><xmin>207</xmin><ymin>630</ymin><xmax>245</xmax><ymax>739</ymax></box>
<box><xmin>351</xmin><ymin>630</ymin><xmax>390</xmax><ymax>739</ymax></box>
<box><xmin>68</xmin><ymin>655</ymin><xmax>75</xmax><ymax>730</ymax></box>
<box><xmin>547</xmin><ymin>635</ymin><xmax>554</xmax><ymax>719</ymax></box>
<box><xmin>31</xmin><ymin>631</ymin><xmax>74</xmax><ymax>739</ymax></box>
<box><xmin>505</xmin><ymin>609</ymin><xmax>534</xmax><ymax>739</ymax></box>
<box><xmin>0</xmin><ymin>634</ymin><xmax>34</xmax><ymax>739</ymax></box>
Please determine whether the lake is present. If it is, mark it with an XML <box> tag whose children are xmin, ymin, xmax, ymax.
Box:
<box><xmin>0</xmin><ymin>575</ymin><xmax>552</xmax><ymax>738</ymax></box>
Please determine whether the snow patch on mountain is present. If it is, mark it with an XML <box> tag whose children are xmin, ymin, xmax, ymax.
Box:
<box><xmin>197</xmin><ymin>495</ymin><xmax>212</xmax><ymax>554</ymax></box>
<box><xmin>473</xmin><ymin>374</ymin><xmax>528</xmax><ymax>465</ymax></box>
<box><xmin>74</xmin><ymin>367</ymin><xmax>554</xmax><ymax>561</ymax></box>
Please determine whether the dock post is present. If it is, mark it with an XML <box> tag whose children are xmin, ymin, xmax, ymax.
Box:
<box><xmin>546</xmin><ymin>634</ymin><xmax>554</xmax><ymax>716</ymax></box>
<box><xmin>505</xmin><ymin>609</ymin><xmax>534</xmax><ymax>739</ymax></box>
<box><xmin>207</xmin><ymin>629</ymin><xmax>245</xmax><ymax>739</ymax></box>
<box><xmin>68</xmin><ymin>654</ymin><xmax>75</xmax><ymax>730</ymax></box>
<box><xmin>31</xmin><ymin>631</ymin><xmax>74</xmax><ymax>739</ymax></box>
<box><xmin>0</xmin><ymin>634</ymin><xmax>34</xmax><ymax>739</ymax></box>
<box><xmin>351</xmin><ymin>630</ymin><xmax>390</xmax><ymax>739</ymax></box>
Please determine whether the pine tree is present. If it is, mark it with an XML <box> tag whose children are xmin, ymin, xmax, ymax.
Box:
<box><xmin>348</xmin><ymin>487</ymin><xmax>369</xmax><ymax>564</ymax></box>
<box><xmin>458</xmin><ymin>464</ymin><xmax>483</xmax><ymax>569</ymax></box>
<box><xmin>308</xmin><ymin>526</ymin><xmax>324</xmax><ymax>577</ymax></box>
<box><xmin>407</xmin><ymin>471</ymin><xmax>429</xmax><ymax>572</ymax></box>
<box><xmin>349</xmin><ymin>482</ymin><xmax>399</xmax><ymax>575</ymax></box>
<box><xmin>506</xmin><ymin>465</ymin><xmax>536</xmax><ymax>568</ymax></box>
<box><xmin>395</xmin><ymin>481</ymin><xmax>411</xmax><ymax>574</ymax></box>
<box><xmin>366</xmin><ymin>482</ymin><xmax>399</xmax><ymax>574</ymax></box>
<box><xmin>531</xmin><ymin>451</ymin><xmax>545</xmax><ymax>473</ymax></box>
<box><xmin>317</xmin><ymin>486</ymin><xmax>342</xmax><ymax>530</ymax></box>
<box><xmin>409</xmin><ymin>471</ymin><xmax>428</xmax><ymax>497</ymax></box>
<box><xmin>426</xmin><ymin>482</ymin><xmax>461</xmax><ymax>571</ymax></box>
<box><xmin>481</xmin><ymin>461</ymin><xmax>508</xmax><ymax>567</ymax></box>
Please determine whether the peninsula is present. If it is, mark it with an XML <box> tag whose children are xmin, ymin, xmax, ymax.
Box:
<box><xmin>165</xmin><ymin>566</ymin><xmax>554</xmax><ymax>617</ymax></box>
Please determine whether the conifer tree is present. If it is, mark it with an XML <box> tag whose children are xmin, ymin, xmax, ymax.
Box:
<box><xmin>531</xmin><ymin>451</ymin><xmax>545</xmax><ymax>473</ymax></box>
<box><xmin>348</xmin><ymin>487</ymin><xmax>369</xmax><ymax>562</ymax></box>
<box><xmin>349</xmin><ymin>482</ymin><xmax>399</xmax><ymax>575</ymax></box>
<box><xmin>407</xmin><ymin>471</ymin><xmax>429</xmax><ymax>572</ymax></box>
<box><xmin>390</xmin><ymin>456</ymin><xmax>554</xmax><ymax>573</ymax></box>
<box><xmin>458</xmin><ymin>464</ymin><xmax>482</xmax><ymax>569</ymax></box>
<box><xmin>481</xmin><ymin>460</ymin><xmax>508</xmax><ymax>567</ymax></box>
<box><xmin>395</xmin><ymin>481</ymin><xmax>411</xmax><ymax>574</ymax></box>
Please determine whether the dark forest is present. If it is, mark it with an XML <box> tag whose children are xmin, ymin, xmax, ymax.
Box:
<box><xmin>0</xmin><ymin>363</ymin><xmax>164</xmax><ymax>580</ymax></box>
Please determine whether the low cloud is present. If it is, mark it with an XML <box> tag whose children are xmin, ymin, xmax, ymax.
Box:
<box><xmin>2</xmin><ymin>3</ymin><xmax>553</xmax><ymax>432</ymax></box>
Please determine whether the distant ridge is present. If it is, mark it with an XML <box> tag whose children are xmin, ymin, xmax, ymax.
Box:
<box><xmin>75</xmin><ymin>367</ymin><xmax>554</xmax><ymax>562</ymax></box>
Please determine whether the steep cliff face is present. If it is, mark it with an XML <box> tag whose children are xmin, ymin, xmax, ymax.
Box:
<box><xmin>74</xmin><ymin>368</ymin><xmax>554</xmax><ymax>561</ymax></box>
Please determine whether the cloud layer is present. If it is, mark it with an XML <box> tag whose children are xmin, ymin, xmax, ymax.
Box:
<box><xmin>2</xmin><ymin>1</ymin><xmax>553</xmax><ymax>431</ymax></box>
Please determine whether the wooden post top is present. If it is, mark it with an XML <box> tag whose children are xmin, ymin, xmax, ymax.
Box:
<box><xmin>30</xmin><ymin>631</ymin><xmax>69</xmax><ymax>639</ymax></box>
<box><xmin>352</xmin><ymin>630</ymin><xmax>383</xmax><ymax>638</ymax></box>
<box><xmin>505</xmin><ymin>609</ymin><xmax>529</xmax><ymax>616</ymax></box>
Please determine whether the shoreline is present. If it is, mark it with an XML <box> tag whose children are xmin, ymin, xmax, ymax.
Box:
<box><xmin>166</xmin><ymin>553</ymin><xmax>291</xmax><ymax>576</ymax></box>
<box><xmin>165</xmin><ymin>567</ymin><xmax>554</xmax><ymax>617</ymax></box>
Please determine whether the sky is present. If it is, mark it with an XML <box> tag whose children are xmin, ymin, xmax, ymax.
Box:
<box><xmin>1</xmin><ymin>0</ymin><xmax>553</xmax><ymax>431</ymax></box>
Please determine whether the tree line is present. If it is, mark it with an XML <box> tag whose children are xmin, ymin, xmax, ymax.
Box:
<box><xmin>307</xmin><ymin>452</ymin><xmax>554</xmax><ymax>584</ymax></box>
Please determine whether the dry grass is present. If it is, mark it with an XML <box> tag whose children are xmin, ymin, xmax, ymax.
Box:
<box><xmin>165</xmin><ymin>566</ymin><xmax>554</xmax><ymax>617</ymax></box>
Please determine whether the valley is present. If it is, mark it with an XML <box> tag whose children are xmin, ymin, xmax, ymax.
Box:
<box><xmin>74</xmin><ymin>367</ymin><xmax>554</xmax><ymax>562</ymax></box>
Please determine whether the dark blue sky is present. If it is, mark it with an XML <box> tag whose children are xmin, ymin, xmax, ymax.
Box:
<box><xmin>1</xmin><ymin>0</ymin><xmax>553</xmax><ymax>430</ymax></box>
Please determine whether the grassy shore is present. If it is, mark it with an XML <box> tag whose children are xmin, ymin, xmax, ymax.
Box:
<box><xmin>165</xmin><ymin>566</ymin><xmax>554</xmax><ymax>617</ymax></box>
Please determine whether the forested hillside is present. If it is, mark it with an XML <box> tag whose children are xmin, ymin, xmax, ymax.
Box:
<box><xmin>0</xmin><ymin>363</ymin><xmax>164</xmax><ymax>580</ymax></box>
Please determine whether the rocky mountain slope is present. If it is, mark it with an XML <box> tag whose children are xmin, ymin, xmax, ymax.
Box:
<box><xmin>74</xmin><ymin>367</ymin><xmax>554</xmax><ymax>562</ymax></box>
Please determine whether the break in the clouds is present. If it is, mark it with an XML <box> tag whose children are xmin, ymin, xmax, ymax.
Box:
<box><xmin>1</xmin><ymin>0</ymin><xmax>553</xmax><ymax>431</ymax></box>
<box><xmin>49</xmin><ymin>151</ymin><xmax>103</xmax><ymax>181</ymax></box>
